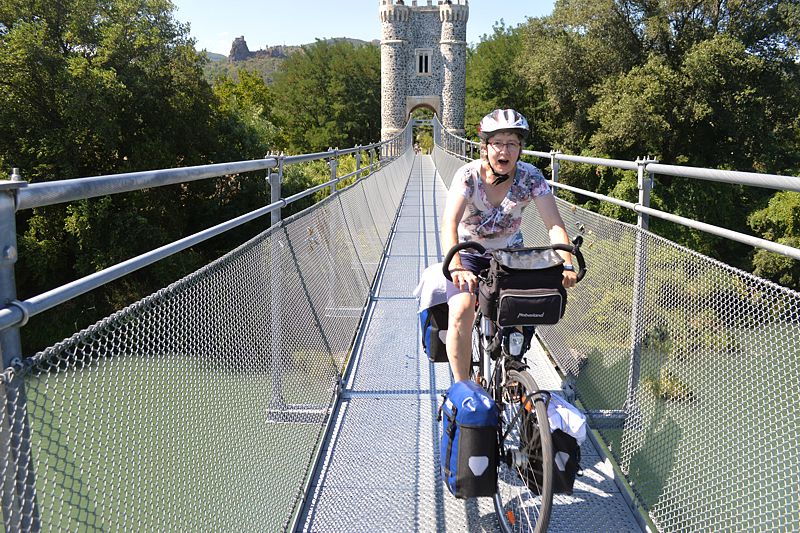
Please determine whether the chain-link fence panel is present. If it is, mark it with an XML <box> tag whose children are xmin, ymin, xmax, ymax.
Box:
<box><xmin>523</xmin><ymin>199</ymin><xmax>800</xmax><ymax>533</ymax></box>
<box><xmin>0</xmin><ymin>147</ymin><xmax>415</xmax><ymax>532</ymax></box>
<box><xmin>336</xmin><ymin>185</ymin><xmax>384</xmax><ymax>283</ymax></box>
<box><xmin>430</xmin><ymin>143</ymin><xmax>800</xmax><ymax>532</ymax></box>
<box><xmin>431</xmin><ymin>146</ymin><xmax>466</xmax><ymax>189</ymax></box>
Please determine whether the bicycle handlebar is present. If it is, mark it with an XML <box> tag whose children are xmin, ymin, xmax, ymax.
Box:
<box><xmin>442</xmin><ymin>236</ymin><xmax>587</xmax><ymax>283</ymax></box>
<box><xmin>442</xmin><ymin>241</ymin><xmax>486</xmax><ymax>282</ymax></box>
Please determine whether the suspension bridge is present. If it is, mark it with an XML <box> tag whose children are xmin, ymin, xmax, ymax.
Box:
<box><xmin>0</xmin><ymin>116</ymin><xmax>796</xmax><ymax>532</ymax></box>
<box><xmin>0</xmin><ymin>0</ymin><xmax>798</xmax><ymax>528</ymax></box>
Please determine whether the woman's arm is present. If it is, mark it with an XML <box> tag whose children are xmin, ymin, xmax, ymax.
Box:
<box><xmin>441</xmin><ymin>180</ymin><xmax>476</xmax><ymax>291</ymax></box>
<box><xmin>441</xmin><ymin>185</ymin><xmax>467</xmax><ymax>269</ymax></box>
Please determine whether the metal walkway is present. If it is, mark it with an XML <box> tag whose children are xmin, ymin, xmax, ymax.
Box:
<box><xmin>298</xmin><ymin>156</ymin><xmax>645</xmax><ymax>532</ymax></box>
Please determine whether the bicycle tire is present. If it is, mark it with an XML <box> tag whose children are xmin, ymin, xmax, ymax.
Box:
<box><xmin>469</xmin><ymin>320</ymin><xmax>488</xmax><ymax>388</ymax></box>
<box><xmin>494</xmin><ymin>369</ymin><xmax>554</xmax><ymax>533</ymax></box>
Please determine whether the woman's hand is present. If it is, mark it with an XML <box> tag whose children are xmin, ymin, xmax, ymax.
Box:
<box><xmin>562</xmin><ymin>269</ymin><xmax>578</xmax><ymax>288</ymax></box>
<box><xmin>450</xmin><ymin>268</ymin><xmax>478</xmax><ymax>293</ymax></box>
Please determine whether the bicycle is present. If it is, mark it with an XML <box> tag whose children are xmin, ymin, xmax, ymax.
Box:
<box><xmin>442</xmin><ymin>238</ymin><xmax>586</xmax><ymax>533</ymax></box>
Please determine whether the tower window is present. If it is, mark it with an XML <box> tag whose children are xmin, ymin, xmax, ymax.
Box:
<box><xmin>415</xmin><ymin>49</ymin><xmax>432</xmax><ymax>76</ymax></box>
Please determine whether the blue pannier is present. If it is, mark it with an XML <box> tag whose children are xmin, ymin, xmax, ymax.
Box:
<box><xmin>419</xmin><ymin>302</ymin><xmax>449</xmax><ymax>363</ymax></box>
<box><xmin>440</xmin><ymin>380</ymin><xmax>498</xmax><ymax>498</ymax></box>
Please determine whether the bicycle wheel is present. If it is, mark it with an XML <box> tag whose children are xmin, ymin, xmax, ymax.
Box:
<box><xmin>494</xmin><ymin>369</ymin><xmax>554</xmax><ymax>533</ymax></box>
<box><xmin>469</xmin><ymin>317</ymin><xmax>487</xmax><ymax>388</ymax></box>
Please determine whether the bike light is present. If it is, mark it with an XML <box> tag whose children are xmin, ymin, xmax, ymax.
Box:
<box><xmin>508</xmin><ymin>331</ymin><xmax>524</xmax><ymax>356</ymax></box>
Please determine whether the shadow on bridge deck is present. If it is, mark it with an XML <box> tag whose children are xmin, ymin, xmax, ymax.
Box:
<box><xmin>296</xmin><ymin>156</ymin><xmax>645</xmax><ymax>532</ymax></box>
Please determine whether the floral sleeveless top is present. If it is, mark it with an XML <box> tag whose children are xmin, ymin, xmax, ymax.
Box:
<box><xmin>450</xmin><ymin>160</ymin><xmax>552</xmax><ymax>251</ymax></box>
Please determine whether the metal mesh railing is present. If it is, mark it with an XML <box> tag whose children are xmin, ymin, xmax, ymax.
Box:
<box><xmin>538</xmin><ymin>205</ymin><xmax>800</xmax><ymax>533</ymax></box>
<box><xmin>433</xmin><ymin>142</ymin><xmax>800</xmax><ymax>532</ymax></box>
<box><xmin>0</xmin><ymin>148</ymin><xmax>414</xmax><ymax>532</ymax></box>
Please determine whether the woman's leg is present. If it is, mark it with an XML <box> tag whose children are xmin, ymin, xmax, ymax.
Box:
<box><xmin>445</xmin><ymin>291</ymin><xmax>475</xmax><ymax>382</ymax></box>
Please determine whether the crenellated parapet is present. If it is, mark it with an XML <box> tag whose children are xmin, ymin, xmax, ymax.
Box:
<box><xmin>379</xmin><ymin>1</ymin><xmax>411</xmax><ymax>23</ymax></box>
<box><xmin>439</xmin><ymin>2</ymin><xmax>469</xmax><ymax>24</ymax></box>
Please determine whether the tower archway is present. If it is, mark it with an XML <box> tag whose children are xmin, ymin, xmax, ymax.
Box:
<box><xmin>379</xmin><ymin>0</ymin><xmax>468</xmax><ymax>141</ymax></box>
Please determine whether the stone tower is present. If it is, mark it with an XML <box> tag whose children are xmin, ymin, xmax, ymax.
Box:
<box><xmin>379</xmin><ymin>0</ymin><xmax>468</xmax><ymax>141</ymax></box>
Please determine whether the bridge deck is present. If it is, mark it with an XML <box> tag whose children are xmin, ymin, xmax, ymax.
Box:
<box><xmin>297</xmin><ymin>156</ymin><xmax>645</xmax><ymax>532</ymax></box>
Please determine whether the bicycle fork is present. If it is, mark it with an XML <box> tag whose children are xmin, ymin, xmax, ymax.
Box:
<box><xmin>479</xmin><ymin>315</ymin><xmax>495</xmax><ymax>380</ymax></box>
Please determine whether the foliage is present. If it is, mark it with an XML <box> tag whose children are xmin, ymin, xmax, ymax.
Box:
<box><xmin>466</xmin><ymin>0</ymin><xmax>800</xmax><ymax>287</ymax></box>
<box><xmin>204</xmin><ymin>53</ymin><xmax>288</xmax><ymax>84</ymax></box>
<box><xmin>270</xmin><ymin>40</ymin><xmax>381</xmax><ymax>153</ymax></box>
<box><xmin>0</xmin><ymin>0</ymin><xmax>272</xmax><ymax>351</ymax></box>
<box><xmin>411</xmin><ymin>108</ymin><xmax>433</xmax><ymax>154</ymax></box>
<box><xmin>212</xmin><ymin>68</ymin><xmax>278</xmax><ymax>153</ymax></box>
<box><xmin>749</xmin><ymin>192</ymin><xmax>800</xmax><ymax>287</ymax></box>
<box><xmin>465</xmin><ymin>22</ymin><xmax>543</xmax><ymax>146</ymax></box>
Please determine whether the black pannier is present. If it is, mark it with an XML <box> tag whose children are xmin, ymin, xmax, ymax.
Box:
<box><xmin>478</xmin><ymin>247</ymin><xmax>567</xmax><ymax>327</ymax></box>
<box><xmin>520</xmin><ymin>425</ymin><xmax>582</xmax><ymax>495</ymax></box>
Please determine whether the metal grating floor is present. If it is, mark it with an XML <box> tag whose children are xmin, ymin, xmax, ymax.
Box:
<box><xmin>297</xmin><ymin>156</ymin><xmax>645</xmax><ymax>532</ymax></box>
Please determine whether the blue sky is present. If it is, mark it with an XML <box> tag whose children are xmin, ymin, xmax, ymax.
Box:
<box><xmin>172</xmin><ymin>1</ymin><xmax>555</xmax><ymax>55</ymax></box>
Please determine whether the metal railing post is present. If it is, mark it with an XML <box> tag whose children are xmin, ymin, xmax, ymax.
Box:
<box><xmin>550</xmin><ymin>150</ymin><xmax>562</xmax><ymax>196</ymax></box>
<box><xmin>355</xmin><ymin>147</ymin><xmax>362</xmax><ymax>179</ymax></box>
<box><xmin>328</xmin><ymin>150</ymin><xmax>338</xmax><ymax>195</ymax></box>
<box><xmin>268</xmin><ymin>157</ymin><xmax>283</xmax><ymax>226</ymax></box>
<box><xmin>268</xmin><ymin>158</ymin><xmax>286</xmax><ymax>413</ymax></box>
<box><xmin>625</xmin><ymin>156</ymin><xmax>657</xmax><ymax>419</ymax></box>
<box><xmin>0</xmin><ymin>171</ymin><xmax>40</xmax><ymax>532</ymax></box>
<box><xmin>636</xmin><ymin>157</ymin><xmax>655</xmax><ymax>231</ymax></box>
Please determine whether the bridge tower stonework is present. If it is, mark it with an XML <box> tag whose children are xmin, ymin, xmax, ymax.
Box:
<box><xmin>379</xmin><ymin>0</ymin><xmax>468</xmax><ymax>141</ymax></box>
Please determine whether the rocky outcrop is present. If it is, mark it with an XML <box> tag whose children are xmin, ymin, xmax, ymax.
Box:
<box><xmin>228</xmin><ymin>36</ymin><xmax>251</xmax><ymax>61</ymax></box>
<box><xmin>228</xmin><ymin>37</ymin><xmax>292</xmax><ymax>62</ymax></box>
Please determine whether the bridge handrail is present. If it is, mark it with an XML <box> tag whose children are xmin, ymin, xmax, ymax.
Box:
<box><xmin>14</xmin><ymin>143</ymin><xmax>386</xmax><ymax>212</ymax></box>
<box><xmin>432</xmin><ymin>116</ymin><xmax>800</xmax><ymax>259</ymax></box>
<box><xmin>0</xmin><ymin>126</ymin><xmax>412</xmax><ymax>334</ymax></box>
<box><xmin>551</xmin><ymin>181</ymin><xmax>800</xmax><ymax>260</ymax></box>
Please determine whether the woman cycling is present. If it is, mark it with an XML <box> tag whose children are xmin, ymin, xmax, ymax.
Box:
<box><xmin>441</xmin><ymin>109</ymin><xmax>577</xmax><ymax>382</ymax></box>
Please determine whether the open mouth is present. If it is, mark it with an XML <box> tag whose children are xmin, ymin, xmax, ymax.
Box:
<box><xmin>497</xmin><ymin>157</ymin><xmax>510</xmax><ymax>166</ymax></box>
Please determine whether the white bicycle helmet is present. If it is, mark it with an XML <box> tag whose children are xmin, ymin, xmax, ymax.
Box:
<box><xmin>478</xmin><ymin>109</ymin><xmax>529</xmax><ymax>140</ymax></box>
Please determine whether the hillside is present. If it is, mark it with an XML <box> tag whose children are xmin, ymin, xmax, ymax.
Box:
<box><xmin>203</xmin><ymin>53</ymin><xmax>290</xmax><ymax>83</ymax></box>
<box><xmin>201</xmin><ymin>37</ymin><xmax>379</xmax><ymax>84</ymax></box>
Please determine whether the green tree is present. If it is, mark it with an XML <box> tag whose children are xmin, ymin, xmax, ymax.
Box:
<box><xmin>518</xmin><ymin>0</ymin><xmax>644</xmax><ymax>149</ymax></box>
<box><xmin>749</xmin><ymin>191</ymin><xmax>800</xmax><ymax>287</ymax></box>
<box><xmin>0</xmin><ymin>0</ymin><xmax>271</xmax><ymax>351</ymax></box>
<box><xmin>270</xmin><ymin>40</ymin><xmax>381</xmax><ymax>153</ymax></box>
<box><xmin>213</xmin><ymin>68</ymin><xmax>278</xmax><ymax>153</ymax></box>
<box><xmin>465</xmin><ymin>22</ymin><xmax>547</xmax><ymax>147</ymax></box>
<box><xmin>502</xmin><ymin>0</ymin><xmax>800</xmax><ymax>279</ymax></box>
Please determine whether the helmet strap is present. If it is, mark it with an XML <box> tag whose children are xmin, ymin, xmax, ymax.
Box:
<box><xmin>487</xmin><ymin>161</ymin><xmax>510</xmax><ymax>185</ymax></box>
<box><xmin>486</xmin><ymin>153</ymin><xmax>521</xmax><ymax>186</ymax></box>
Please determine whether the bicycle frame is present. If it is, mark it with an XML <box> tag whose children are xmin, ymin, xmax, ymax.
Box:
<box><xmin>442</xmin><ymin>238</ymin><xmax>587</xmax><ymax>533</ymax></box>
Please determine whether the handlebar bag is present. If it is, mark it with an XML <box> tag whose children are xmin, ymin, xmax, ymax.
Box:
<box><xmin>439</xmin><ymin>380</ymin><xmax>498</xmax><ymax>498</ymax></box>
<box><xmin>478</xmin><ymin>247</ymin><xmax>567</xmax><ymax>326</ymax></box>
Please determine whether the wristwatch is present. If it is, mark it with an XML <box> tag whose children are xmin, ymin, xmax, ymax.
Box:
<box><xmin>563</xmin><ymin>264</ymin><xmax>575</xmax><ymax>272</ymax></box>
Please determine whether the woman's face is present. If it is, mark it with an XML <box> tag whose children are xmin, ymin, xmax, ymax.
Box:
<box><xmin>485</xmin><ymin>132</ymin><xmax>522</xmax><ymax>176</ymax></box>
